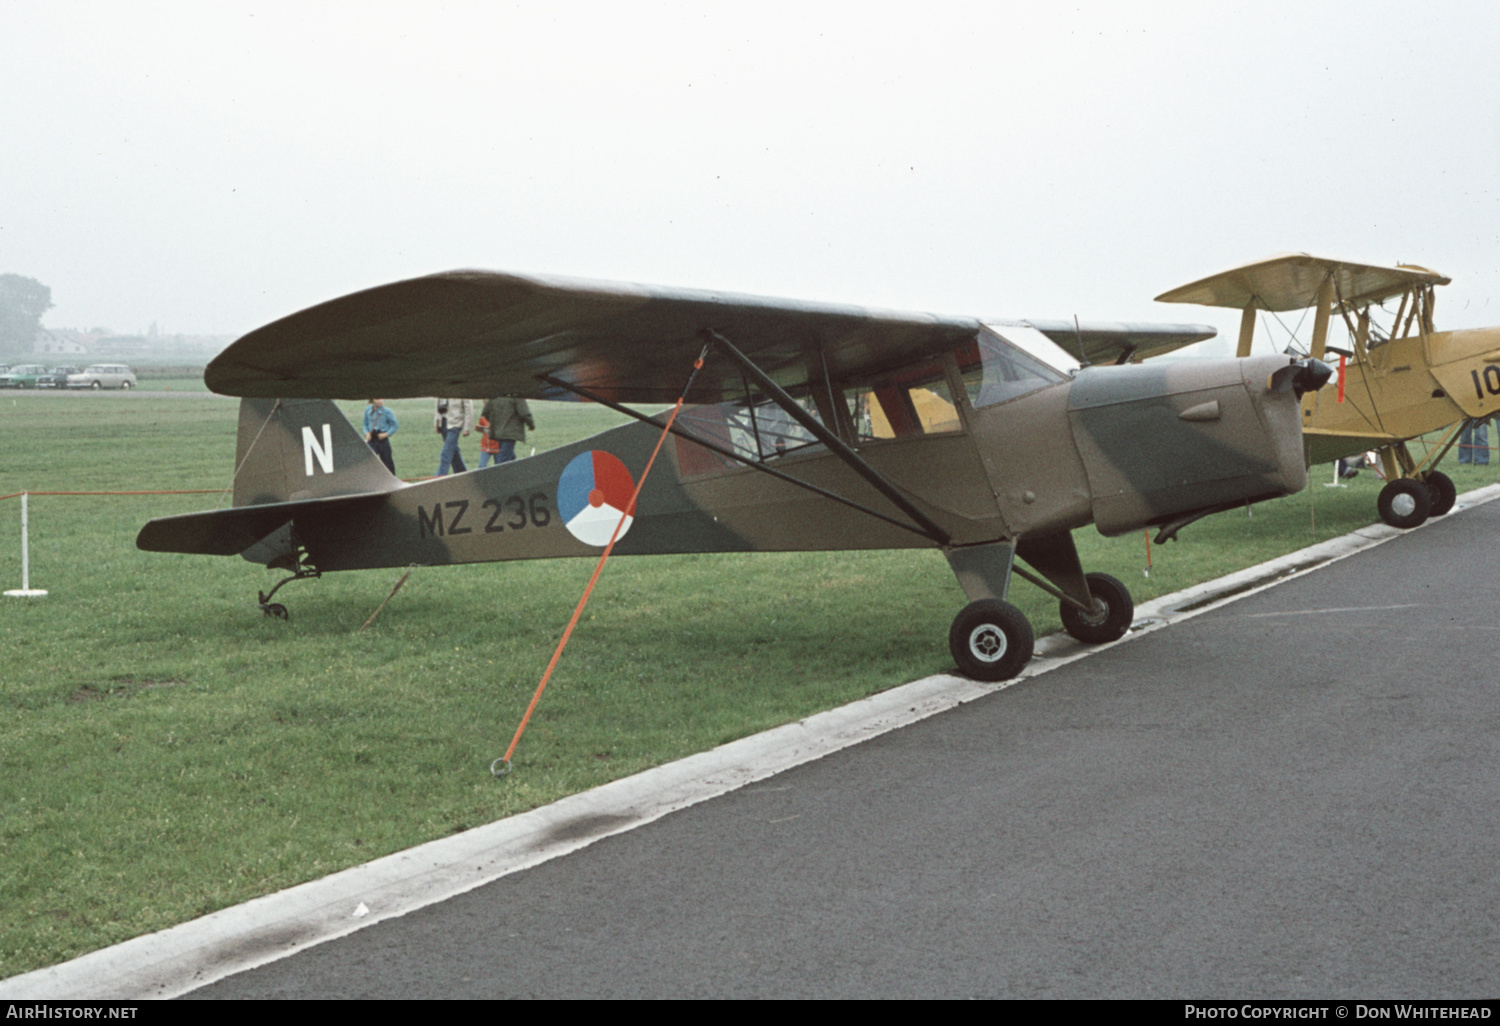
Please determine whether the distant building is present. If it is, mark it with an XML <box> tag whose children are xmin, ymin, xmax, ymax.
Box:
<box><xmin>31</xmin><ymin>328</ymin><xmax>89</xmax><ymax>356</ymax></box>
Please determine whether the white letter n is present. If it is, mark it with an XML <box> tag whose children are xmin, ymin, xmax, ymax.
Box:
<box><xmin>302</xmin><ymin>424</ymin><xmax>334</xmax><ymax>476</ymax></box>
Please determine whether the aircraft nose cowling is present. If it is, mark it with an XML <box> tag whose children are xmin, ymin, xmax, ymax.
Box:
<box><xmin>1066</xmin><ymin>355</ymin><xmax>1311</xmax><ymax>536</ymax></box>
<box><xmin>1269</xmin><ymin>357</ymin><xmax>1335</xmax><ymax>398</ymax></box>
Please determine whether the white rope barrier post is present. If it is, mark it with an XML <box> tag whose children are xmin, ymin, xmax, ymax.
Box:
<box><xmin>6</xmin><ymin>492</ymin><xmax>48</xmax><ymax>598</ymax></box>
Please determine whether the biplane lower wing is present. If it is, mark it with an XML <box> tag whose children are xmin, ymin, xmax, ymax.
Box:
<box><xmin>1302</xmin><ymin>427</ymin><xmax>1400</xmax><ymax>467</ymax></box>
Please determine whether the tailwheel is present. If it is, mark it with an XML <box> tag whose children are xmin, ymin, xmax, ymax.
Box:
<box><xmin>949</xmin><ymin>599</ymin><xmax>1034</xmax><ymax>682</ymax></box>
<box><xmin>1421</xmin><ymin>470</ymin><xmax>1457</xmax><ymax>517</ymax></box>
<box><xmin>255</xmin><ymin>566</ymin><xmax>319</xmax><ymax>621</ymax></box>
<box><xmin>1377</xmin><ymin>478</ymin><xmax>1431</xmax><ymax>529</ymax></box>
<box><xmin>1060</xmin><ymin>572</ymin><xmax>1134</xmax><ymax>644</ymax></box>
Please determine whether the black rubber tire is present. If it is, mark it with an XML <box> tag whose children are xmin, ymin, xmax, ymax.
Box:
<box><xmin>89</xmin><ymin>380</ymin><xmax>101</xmax><ymax>389</ymax></box>
<box><xmin>1060</xmin><ymin>572</ymin><xmax>1135</xmax><ymax>644</ymax></box>
<box><xmin>1422</xmin><ymin>470</ymin><xmax>1457</xmax><ymax>517</ymax></box>
<box><xmin>1377</xmin><ymin>478</ymin><xmax>1431</xmax><ymax>529</ymax></box>
<box><xmin>120</xmin><ymin>380</ymin><xmax>131</xmax><ymax>390</ymax></box>
<box><xmin>949</xmin><ymin>599</ymin><xmax>1034</xmax><ymax>682</ymax></box>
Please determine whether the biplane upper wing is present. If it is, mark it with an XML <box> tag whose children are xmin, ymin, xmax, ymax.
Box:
<box><xmin>206</xmin><ymin>271</ymin><xmax>1215</xmax><ymax>402</ymax></box>
<box><xmin>1155</xmin><ymin>253</ymin><xmax>1451</xmax><ymax>313</ymax></box>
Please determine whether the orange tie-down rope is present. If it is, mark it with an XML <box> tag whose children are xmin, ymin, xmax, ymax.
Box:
<box><xmin>492</xmin><ymin>350</ymin><xmax>708</xmax><ymax>778</ymax></box>
<box><xmin>0</xmin><ymin>489</ymin><xmax>220</xmax><ymax>502</ymax></box>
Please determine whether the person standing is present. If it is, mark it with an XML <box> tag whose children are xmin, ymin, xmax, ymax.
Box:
<box><xmin>363</xmin><ymin>399</ymin><xmax>398</xmax><ymax>475</ymax></box>
<box><xmin>1459</xmin><ymin>418</ymin><xmax>1492</xmax><ymax>466</ymax></box>
<box><xmin>479</xmin><ymin>395</ymin><xmax>536</xmax><ymax>466</ymax></box>
<box><xmin>434</xmin><ymin>398</ymin><xmax>474</xmax><ymax>475</ymax></box>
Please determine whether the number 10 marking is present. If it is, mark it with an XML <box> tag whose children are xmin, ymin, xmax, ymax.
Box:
<box><xmin>1470</xmin><ymin>366</ymin><xmax>1500</xmax><ymax>400</ymax></box>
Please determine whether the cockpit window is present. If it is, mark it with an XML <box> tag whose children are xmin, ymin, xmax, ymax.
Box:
<box><xmin>959</xmin><ymin>326</ymin><xmax>1069</xmax><ymax>409</ymax></box>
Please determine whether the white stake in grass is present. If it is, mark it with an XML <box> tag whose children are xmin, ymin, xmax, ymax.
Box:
<box><xmin>6</xmin><ymin>492</ymin><xmax>48</xmax><ymax>598</ymax></box>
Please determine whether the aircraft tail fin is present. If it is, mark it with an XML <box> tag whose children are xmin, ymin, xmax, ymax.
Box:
<box><xmin>231</xmin><ymin>398</ymin><xmax>401</xmax><ymax>508</ymax></box>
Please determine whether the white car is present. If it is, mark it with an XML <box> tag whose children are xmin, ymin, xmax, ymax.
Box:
<box><xmin>66</xmin><ymin>364</ymin><xmax>137</xmax><ymax>389</ymax></box>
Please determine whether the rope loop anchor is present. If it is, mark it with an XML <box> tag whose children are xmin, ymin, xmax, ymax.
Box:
<box><xmin>490</xmin><ymin>757</ymin><xmax>512</xmax><ymax>778</ymax></box>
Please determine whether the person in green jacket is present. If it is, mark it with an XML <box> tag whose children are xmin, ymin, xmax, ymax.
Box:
<box><xmin>479</xmin><ymin>396</ymin><xmax>536</xmax><ymax>467</ymax></box>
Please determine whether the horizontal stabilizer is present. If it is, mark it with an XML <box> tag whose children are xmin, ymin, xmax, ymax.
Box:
<box><xmin>136</xmin><ymin>492</ymin><xmax>386</xmax><ymax>556</ymax></box>
<box><xmin>1157</xmin><ymin>253</ymin><xmax>1450</xmax><ymax>312</ymax></box>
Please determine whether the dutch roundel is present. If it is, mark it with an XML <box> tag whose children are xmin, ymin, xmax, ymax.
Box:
<box><xmin>557</xmin><ymin>450</ymin><xmax>637</xmax><ymax>546</ymax></box>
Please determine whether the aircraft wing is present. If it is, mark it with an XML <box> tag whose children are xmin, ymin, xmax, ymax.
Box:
<box><xmin>1025</xmin><ymin>319</ymin><xmax>1217</xmax><ymax>363</ymax></box>
<box><xmin>206</xmin><ymin>270</ymin><xmax>1215</xmax><ymax>403</ymax></box>
<box><xmin>1302</xmin><ymin>426</ymin><xmax>1402</xmax><ymax>466</ymax></box>
<box><xmin>1156</xmin><ymin>253</ymin><xmax>1451</xmax><ymax>312</ymax></box>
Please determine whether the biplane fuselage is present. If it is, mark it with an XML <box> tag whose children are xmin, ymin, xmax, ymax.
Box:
<box><xmin>139</xmin><ymin>270</ymin><xmax>1327</xmax><ymax>680</ymax></box>
<box><xmin>1300</xmin><ymin>324</ymin><xmax>1500</xmax><ymax>466</ymax></box>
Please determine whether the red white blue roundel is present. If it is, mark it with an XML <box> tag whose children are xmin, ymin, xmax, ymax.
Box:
<box><xmin>558</xmin><ymin>450</ymin><xmax>636</xmax><ymax>546</ymax></box>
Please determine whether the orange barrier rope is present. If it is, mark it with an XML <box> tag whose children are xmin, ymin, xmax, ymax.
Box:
<box><xmin>0</xmin><ymin>489</ymin><xmax>220</xmax><ymax>502</ymax></box>
<box><xmin>493</xmin><ymin>351</ymin><xmax>708</xmax><ymax>777</ymax></box>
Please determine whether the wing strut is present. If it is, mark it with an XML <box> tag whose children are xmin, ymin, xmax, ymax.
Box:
<box><xmin>538</xmin><ymin>374</ymin><xmax>943</xmax><ymax>542</ymax></box>
<box><xmin>704</xmin><ymin>331</ymin><xmax>952</xmax><ymax>545</ymax></box>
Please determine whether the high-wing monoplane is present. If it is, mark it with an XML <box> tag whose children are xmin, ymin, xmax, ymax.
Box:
<box><xmin>138</xmin><ymin>271</ymin><xmax>1330</xmax><ymax>681</ymax></box>
<box><xmin>1157</xmin><ymin>253</ymin><xmax>1500</xmax><ymax>528</ymax></box>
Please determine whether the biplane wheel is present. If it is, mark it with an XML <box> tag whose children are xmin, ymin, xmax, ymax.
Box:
<box><xmin>1422</xmin><ymin>471</ymin><xmax>1457</xmax><ymax>517</ymax></box>
<box><xmin>949</xmin><ymin>599</ymin><xmax>1034</xmax><ymax>683</ymax></box>
<box><xmin>262</xmin><ymin>603</ymin><xmax>289</xmax><ymax>620</ymax></box>
<box><xmin>1060</xmin><ymin>572</ymin><xmax>1134</xmax><ymax>645</ymax></box>
<box><xmin>1377</xmin><ymin>479</ymin><xmax>1431</xmax><ymax>530</ymax></box>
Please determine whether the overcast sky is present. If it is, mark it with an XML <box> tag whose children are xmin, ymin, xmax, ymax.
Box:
<box><xmin>4</xmin><ymin>1</ymin><xmax>1498</xmax><ymax>357</ymax></box>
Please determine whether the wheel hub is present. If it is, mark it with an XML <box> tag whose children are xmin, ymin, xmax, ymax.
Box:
<box><xmin>968</xmin><ymin>624</ymin><xmax>1008</xmax><ymax>663</ymax></box>
<box><xmin>1077</xmin><ymin>598</ymin><xmax>1108</xmax><ymax>627</ymax></box>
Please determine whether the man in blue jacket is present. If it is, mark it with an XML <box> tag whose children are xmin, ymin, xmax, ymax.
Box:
<box><xmin>363</xmin><ymin>398</ymin><xmax>399</xmax><ymax>474</ymax></box>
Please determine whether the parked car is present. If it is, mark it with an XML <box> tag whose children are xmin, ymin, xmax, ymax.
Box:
<box><xmin>38</xmin><ymin>365</ymin><xmax>82</xmax><ymax>388</ymax></box>
<box><xmin>66</xmin><ymin>364</ymin><xmax>137</xmax><ymax>390</ymax></box>
<box><xmin>0</xmin><ymin>364</ymin><xmax>50</xmax><ymax>388</ymax></box>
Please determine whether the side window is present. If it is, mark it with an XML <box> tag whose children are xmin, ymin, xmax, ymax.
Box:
<box><xmin>846</xmin><ymin>360</ymin><xmax>962</xmax><ymax>441</ymax></box>
<box><xmin>674</xmin><ymin>394</ymin><xmax>826</xmax><ymax>475</ymax></box>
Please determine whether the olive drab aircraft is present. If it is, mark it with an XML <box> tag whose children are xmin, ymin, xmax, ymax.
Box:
<box><xmin>1156</xmin><ymin>253</ymin><xmax>1500</xmax><ymax>529</ymax></box>
<box><xmin>137</xmin><ymin>271</ymin><xmax>1332</xmax><ymax>681</ymax></box>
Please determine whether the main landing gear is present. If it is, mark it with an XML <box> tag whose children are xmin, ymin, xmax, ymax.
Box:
<box><xmin>1368</xmin><ymin>431</ymin><xmax>1465</xmax><ymax>530</ymax></box>
<box><xmin>944</xmin><ymin>538</ymin><xmax>1135</xmax><ymax>683</ymax></box>
<box><xmin>1376</xmin><ymin>470</ymin><xmax>1455</xmax><ymax>529</ymax></box>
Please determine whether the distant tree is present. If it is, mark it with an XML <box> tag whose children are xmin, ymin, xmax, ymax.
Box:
<box><xmin>0</xmin><ymin>274</ymin><xmax>53</xmax><ymax>360</ymax></box>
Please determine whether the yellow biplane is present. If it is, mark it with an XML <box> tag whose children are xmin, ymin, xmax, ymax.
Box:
<box><xmin>1157</xmin><ymin>253</ymin><xmax>1500</xmax><ymax>528</ymax></box>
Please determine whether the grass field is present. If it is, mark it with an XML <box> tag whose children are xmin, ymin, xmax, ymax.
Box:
<box><xmin>2</xmin><ymin>391</ymin><xmax>1497</xmax><ymax>978</ymax></box>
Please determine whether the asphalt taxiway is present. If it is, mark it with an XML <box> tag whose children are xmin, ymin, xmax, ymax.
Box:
<box><xmin>7</xmin><ymin>486</ymin><xmax>1499</xmax><ymax>998</ymax></box>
